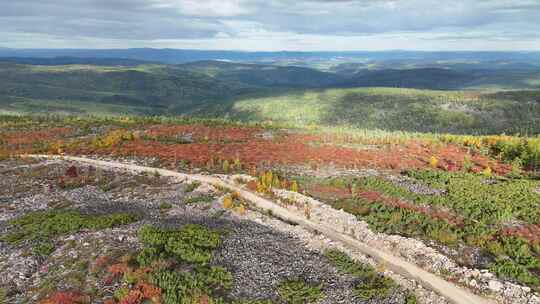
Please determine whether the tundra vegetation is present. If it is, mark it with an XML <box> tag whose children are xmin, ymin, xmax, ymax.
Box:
<box><xmin>1</xmin><ymin>113</ymin><xmax>539</xmax><ymax>302</ymax></box>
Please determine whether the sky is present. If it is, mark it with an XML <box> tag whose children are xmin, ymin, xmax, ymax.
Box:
<box><xmin>1</xmin><ymin>0</ymin><xmax>540</xmax><ymax>51</ymax></box>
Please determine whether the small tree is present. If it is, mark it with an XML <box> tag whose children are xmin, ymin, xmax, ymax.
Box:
<box><xmin>290</xmin><ymin>180</ymin><xmax>299</xmax><ymax>193</ymax></box>
<box><xmin>222</xmin><ymin>160</ymin><xmax>230</xmax><ymax>174</ymax></box>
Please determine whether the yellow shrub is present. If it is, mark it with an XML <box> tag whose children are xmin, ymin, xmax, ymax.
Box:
<box><xmin>92</xmin><ymin>129</ymin><xmax>134</xmax><ymax>149</ymax></box>
<box><xmin>223</xmin><ymin>195</ymin><xmax>233</xmax><ymax>209</ymax></box>
<box><xmin>237</xmin><ymin>204</ymin><xmax>246</xmax><ymax>215</ymax></box>
<box><xmin>430</xmin><ymin>156</ymin><xmax>439</xmax><ymax>168</ymax></box>
<box><xmin>290</xmin><ymin>180</ymin><xmax>299</xmax><ymax>193</ymax></box>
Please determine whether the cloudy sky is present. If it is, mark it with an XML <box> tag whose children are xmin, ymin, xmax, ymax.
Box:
<box><xmin>2</xmin><ymin>0</ymin><xmax>540</xmax><ymax>51</ymax></box>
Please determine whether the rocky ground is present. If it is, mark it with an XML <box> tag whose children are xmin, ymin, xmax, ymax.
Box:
<box><xmin>0</xmin><ymin>157</ymin><xmax>423</xmax><ymax>304</ymax></box>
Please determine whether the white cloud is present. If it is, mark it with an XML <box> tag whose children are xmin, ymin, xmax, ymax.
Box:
<box><xmin>149</xmin><ymin>0</ymin><xmax>251</xmax><ymax>17</ymax></box>
<box><xmin>1</xmin><ymin>0</ymin><xmax>540</xmax><ymax>50</ymax></box>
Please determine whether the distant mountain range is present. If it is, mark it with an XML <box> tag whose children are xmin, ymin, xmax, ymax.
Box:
<box><xmin>1</xmin><ymin>48</ymin><xmax>540</xmax><ymax>65</ymax></box>
<box><xmin>0</xmin><ymin>56</ymin><xmax>153</xmax><ymax>66</ymax></box>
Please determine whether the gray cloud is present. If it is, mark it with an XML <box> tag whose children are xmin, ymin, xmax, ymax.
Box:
<box><xmin>0</xmin><ymin>0</ymin><xmax>539</xmax><ymax>50</ymax></box>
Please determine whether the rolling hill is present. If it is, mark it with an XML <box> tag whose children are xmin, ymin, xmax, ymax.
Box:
<box><xmin>0</xmin><ymin>59</ymin><xmax>539</xmax><ymax>135</ymax></box>
<box><xmin>0</xmin><ymin>63</ymin><xmax>256</xmax><ymax>115</ymax></box>
<box><xmin>206</xmin><ymin>87</ymin><xmax>540</xmax><ymax>135</ymax></box>
<box><xmin>0</xmin><ymin>56</ymin><xmax>153</xmax><ymax>66</ymax></box>
<box><xmin>176</xmin><ymin>60</ymin><xmax>345</xmax><ymax>88</ymax></box>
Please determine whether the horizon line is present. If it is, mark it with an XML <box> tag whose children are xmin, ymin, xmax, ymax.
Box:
<box><xmin>1</xmin><ymin>47</ymin><xmax>540</xmax><ymax>53</ymax></box>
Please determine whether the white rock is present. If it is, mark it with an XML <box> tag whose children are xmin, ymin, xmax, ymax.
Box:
<box><xmin>482</xmin><ymin>272</ymin><xmax>494</xmax><ymax>279</ymax></box>
<box><xmin>193</xmin><ymin>183</ymin><xmax>216</xmax><ymax>195</ymax></box>
<box><xmin>488</xmin><ymin>280</ymin><xmax>504</xmax><ymax>292</ymax></box>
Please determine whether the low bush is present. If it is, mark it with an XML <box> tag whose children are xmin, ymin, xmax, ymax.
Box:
<box><xmin>277</xmin><ymin>279</ymin><xmax>323</xmax><ymax>304</ymax></box>
<box><xmin>2</xmin><ymin>210</ymin><xmax>139</xmax><ymax>257</ymax></box>
<box><xmin>134</xmin><ymin>224</ymin><xmax>231</xmax><ymax>304</ymax></box>
<box><xmin>0</xmin><ymin>288</ymin><xmax>6</xmax><ymax>304</ymax></box>
<box><xmin>324</xmin><ymin>249</ymin><xmax>399</xmax><ymax>301</ymax></box>
<box><xmin>137</xmin><ymin>224</ymin><xmax>221</xmax><ymax>266</ymax></box>
<box><xmin>151</xmin><ymin>268</ymin><xmax>232</xmax><ymax>304</ymax></box>
<box><xmin>185</xmin><ymin>195</ymin><xmax>215</xmax><ymax>205</ymax></box>
<box><xmin>318</xmin><ymin>170</ymin><xmax>540</xmax><ymax>288</ymax></box>
<box><xmin>159</xmin><ymin>202</ymin><xmax>173</xmax><ymax>210</ymax></box>
<box><xmin>185</xmin><ymin>181</ymin><xmax>201</xmax><ymax>193</ymax></box>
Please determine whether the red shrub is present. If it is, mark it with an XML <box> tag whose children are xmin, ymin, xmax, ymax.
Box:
<box><xmin>91</xmin><ymin>255</ymin><xmax>110</xmax><ymax>273</ymax></box>
<box><xmin>307</xmin><ymin>185</ymin><xmax>352</xmax><ymax>200</ymax></box>
<box><xmin>118</xmin><ymin>290</ymin><xmax>143</xmax><ymax>304</ymax></box>
<box><xmin>108</xmin><ymin>263</ymin><xmax>130</xmax><ymax>275</ymax></box>
<box><xmin>39</xmin><ymin>291</ymin><xmax>89</xmax><ymax>304</ymax></box>
<box><xmin>65</xmin><ymin>166</ymin><xmax>78</xmax><ymax>178</ymax></box>
<box><xmin>501</xmin><ymin>225</ymin><xmax>540</xmax><ymax>244</ymax></box>
<box><xmin>359</xmin><ymin>190</ymin><xmax>463</xmax><ymax>226</ymax></box>
<box><xmin>136</xmin><ymin>282</ymin><xmax>162</xmax><ymax>299</ymax></box>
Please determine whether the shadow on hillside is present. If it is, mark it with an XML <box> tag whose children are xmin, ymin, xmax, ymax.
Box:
<box><xmin>320</xmin><ymin>89</ymin><xmax>540</xmax><ymax>135</ymax></box>
<box><xmin>318</xmin><ymin>90</ymin><xmax>457</xmax><ymax>133</ymax></box>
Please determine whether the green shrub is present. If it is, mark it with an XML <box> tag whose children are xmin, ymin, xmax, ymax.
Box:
<box><xmin>277</xmin><ymin>279</ymin><xmax>324</xmax><ymax>304</ymax></box>
<box><xmin>34</xmin><ymin>241</ymin><xmax>56</xmax><ymax>257</ymax></box>
<box><xmin>324</xmin><ymin>249</ymin><xmax>374</xmax><ymax>278</ymax></box>
<box><xmin>223</xmin><ymin>160</ymin><xmax>230</xmax><ymax>174</ymax></box>
<box><xmin>324</xmin><ymin>249</ymin><xmax>397</xmax><ymax>301</ymax></box>
<box><xmin>159</xmin><ymin>202</ymin><xmax>173</xmax><ymax>210</ymax></box>
<box><xmin>490</xmin><ymin>259</ymin><xmax>540</xmax><ymax>286</ymax></box>
<box><xmin>323</xmin><ymin>171</ymin><xmax>540</xmax><ymax>287</ymax></box>
<box><xmin>405</xmin><ymin>293</ymin><xmax>418</xmax><ymax>304</ymax></box>
<box><xmin>2</xmin><ymin>210</ymin><xmax>139</xmax><ymax>251</ymax></box>
<box><xmin>233</xmin><ymin>300</ymin><xmax>274</xmax><ymax>304</ymax></box>
<box><xmin>150</xmin><ymin>267</ymin><xmax>232</xmax><ymax>304</ymax></box>
<box><xmin>137</xmin><ymin>224</ymin><xmax>221</xmax><ymax>266</ymax></box>
<box><xmin>185</xmin><ymin>181</ymin><xmax>202</xmax><ymax>193</ymax></box>
<box><xmin>185</xmin><ymin>195</ymin><xmax>215</xmax><ymax>205</ymax></box>
<box><xmin>114</xmin><ymin>287</ymin><xmax>129</xmax><ymax>300</ymax></box>
<box><xmin>353</xmin><ymin>273</ymin><xmax>396</xmax><ymax>300</ymax></box>
<box><xmin>0</xmin><ymin>288</ymin><xmax>6</xmax><ymax>304</ymax></box>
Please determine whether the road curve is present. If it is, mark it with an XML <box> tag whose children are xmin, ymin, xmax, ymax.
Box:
<box><xmin>26</xmin><ymin>154</ymin><xmax>496</xmax><ymax>304</ymax></box>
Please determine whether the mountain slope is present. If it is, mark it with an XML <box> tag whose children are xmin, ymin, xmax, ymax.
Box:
<box><xmin>0</xmin><ymin>56</ymin><xmax>153</xmax><ymax>66</ymax></box>
<box><xmin>343</xmin><ymin>68</ymin><xmax>473</xmax><ymax>90</ymax></box>
<box><xmin>0</xmin><ymin>63</ymin><xmax>253</xmax><ymax>115</ymax></box>
<box><xmin>208</xmin><ymin>87</ymin><xmax>540</xmax><ymax>135</ymax></box>
<box><xmin>176</xmin><ymin>60</ymin><xmax>345</xmax><ymax>88</ymax></box>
